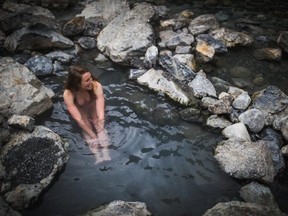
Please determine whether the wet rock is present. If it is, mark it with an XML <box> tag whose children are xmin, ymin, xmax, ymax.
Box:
<box><xmin>252</xmin><ymin>74</ymin><xmax>266</xmax><ymax>86</ymax></box>
<box><xmin>97</xmin><ymin>2</ymin><xmax>155</xmax><ymax>67</ymax></box>
<box><xmin>179</xmin><ymin>107</ymin><xmax>202</xmax><ymax>123</ymax></box>
<box><xmin>137</xmin><ymin>68</ymin><xmax>192</xmax><ymax>106</ymax></box>
<box><xmin>158</xmin><ymin>50</ymin><xmax>196</xmax><ymax>80</ymax></box>
<box><xmin>175</xmin><ymin>45</ymin><xmax>192</xmax><ymax>54</ymax></box>
<box><xmin>77</xmin><ymin>36</ymin><xmax>97</xmax><ymax>50</ymax></box>
<box><xmin>81</xmin><ymin>200</ymin><xmax>151</xmax><ymax>216</ymax></box>
<box><xmin>229</xmin><ymin>66</ymin><xmax>251</xmax><ymax>79</ymax></box>
<box><xmin>188</xmin><ymin>14</ymin><xmax>219</xmax><ymax>35</ymax></box>
<box><xmin>232</xmin><ymin>92</ymin><xmax>251</xmax><ymax>110</ymax></box>
<box><xmin>240</xmin><ymin>182</ymin><xmax>280</xmax><ymax>211</ymax></box>
<box><xmin>253</xmin><ymin>48</ymin><xmax>282</xmax><ymax>61</ymax></box>
<box><xmin>195</xmin><ymin>34</ymin><xmax>227</xmax><ymax>58</ymax></box>
<box><xmin>0</xmin><ymin>57</ymin><xmax>53</xmax><ymax>117</ymax></box>
<box><xmin>144</xmin><ymin>45</ymin><xmax>158</xmax><ymax>68</ymax></box>
<box><xmin>280</xmin><ymin>118</ymin><xmax>288</xmax><ymax>141</ymax></box>
<box><xmin>259</xmin><ymin>128</ymin><xmax>285</xmax><ymax>175</ymax></box>
<box><xmin>45</xmin><ymin>51</ymin><xmax>74</xmax><ymax>63</ymax></box>
<box><xmin>0</xmin><ymin>3</ymin><xmax>56</xmax><ymax>34</ymax></box>
<box><xmin>188</xmin><ymin>70</ymin><xmax>217</xmax><ymax>98</ymax></box>
<box><xmin>0</xmin><ymin>196</ymin><xmax>22</xmax><ymax>216</ymax></box>
<box><xmin>214</xmin><ymin>138</ymin><xmax>274</xmax><ymax>183</ymax></box>
<box><xmin>281</xmin><ymin>145</ymin><xmax>288</xmax><ymax>156</ymax></box>
<box><xmin>208</xmin><ymin>96</ymin><xmax>233</xmax><ymax>115</ymax></box>
<box><xmin>78</xmin><ymin>0</ymin><xmax>129</xmax><ymax>24</ymax></box>
<box><xmin>206</xmin><ymin>115</ymin><xmax>232</xmax><ymax>129</ymax></box>
<box><xmin>4</xmin><ymin>23</ymin><xmax>74</xmax><ymax>52</ymax></box>
<box><xmin>203</xmin><ymin>201</ymin><xmax>281</xmax><ymax>216</ymax></box>
<box><xmin>210</xmin><ymin>28</ymin><xmax>253</xmax><ymax>47</ymax></box>
<box><xmin>0</xmin><ymin>126</ymin><xmax>69</xmax><ymax>209</ymax></box>
<box><xmin>277</xmin><ymin>31</ymin><xmax>288</xmax><ymax>53</ymax></box>
<box><xmin>24</xmin><ymin>55</ymin><xmax>53</xmax><ymax>77</ymax></box>
<box><xmin>129</xmin><ymin>69</ymin><xmax>147</xmax><ymax>80</ymax></box>
<box><xmin>228</xmin><ymin>86</ymin><xmax>245</xmax><ymax>99</ymax></box>
<box><xmin>94</xmin><ymin>53</ymin><xmax>109</xmax><ymax>62</ymax></box>
<box><xmin>173</xmin><ymin>54</ymin><xmax>196</xmax><ymax>71</ymax></box>
<box><xmin>152</xmin><ymin>107</ymin><xmax>179</xmax><ymax>125</ymax></box>
<box><xmin>222</xmin><ymin>122</ymin><xmax>251</xmax><ymax>141</ymax></box>
<box><xmin>238</xmin><ymin>108</ymin><xmax>265</xmax><ymax>133</ymax></box>
<box><xmin>251</xmin><ymin>86</ymin><xmax>288</xmax><ymax>125</ymax></box>
<box><xmin>0</xmin><ymin>93</ymin><xmax>12</xmax><ymax>111</ymax></box>
<box><xmin>8</xmin><ymin>115</ymin><xmax>35</xmax><ymax>132</ymax></box>
<box><xmin>166</xmin><ymin>32</ymin><xmax>194</xmax><ymax>49</ymax></box>
<box><xmin>62</xmin><ymin>16</ymin><xmax>85</xmax><ymax>37</ymax></box>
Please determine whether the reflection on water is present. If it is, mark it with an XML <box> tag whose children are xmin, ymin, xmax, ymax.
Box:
<box><xmin>21</xmin><ymin>68</ymin><xmax>242</xmax><ymax>216</ymax></box>
<box><xmin>21</xmin><ymin>57</ymin><xmax>288</xmax><ymax>216</ymax></box>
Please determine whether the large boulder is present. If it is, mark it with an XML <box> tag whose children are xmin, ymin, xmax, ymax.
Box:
<box><xmin>81</xmin><ymin>200</ymin><xmax>151</xmax><ymax>216</ymax></box>
<box><xmin>214</xmin><ymin>138</ymin><xmax>275</xmax><ymax>183</ymax></box>
<box><xmin>0</xmin><ymin>126</ymin><xmax>69</xmax><ymax>210</ymax></box>
<box><xmin>4</xmin><ymin>23</ymin><xmax>74</xmax><ymax>52</ymax></box>
<box><xmin>97</xmin><ymin>2</ymin><xmax>156</xmax><ymax>67</ymax></box>
<box><xmin>0</xmin><ymin>57</ymin><xmax>54</xmax><ymax>117</ymax></box>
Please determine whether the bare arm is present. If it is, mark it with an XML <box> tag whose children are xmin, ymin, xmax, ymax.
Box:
<box><xmin>93</xmin><ymin>81</ymin><xmax>105</xmax><ymax>132</ymax></box>
<box><xmin>63</xmin><ymin>89</ymin><xmax>97</xmax><ymax>139</ymax></box>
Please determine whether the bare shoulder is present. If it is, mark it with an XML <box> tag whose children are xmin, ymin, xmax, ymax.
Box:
<box><xmin>63</xmin><ymin>89</ymin><xmax>74</xmax><ymax>101</ymax></box>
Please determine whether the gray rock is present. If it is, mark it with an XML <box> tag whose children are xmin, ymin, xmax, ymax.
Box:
<box><xmin>214</xmin><ymin>138</ymin><xmax>275</xmax><ymax>183</ymax></box>
<box><xmin>281</xmin><ymin>145</ymin><xmax>288</xmax><ymax>156</ymax></box>
<box><xmin>144</xmin><ymin>45</ymin><xmax>158</xmax><ymax>68</ymax></box>
<box><xmin>78</xmin><ymin>36</ymin><xmax>97</xmax><ymax>50</ymax></box>
<box><xmin>238</xmin><ymin>108</ymin><xmax>265</xmax><ymax>133</ymax></box>
<box><xmin>0</xmin><ymin>57</ymin><xmax>53</xmax><ymax>117</ymax></box>
<box><xmin>81</xmin><ymin>200</ymin><xmax>151</xmax><ymax>216</ymax></box>
<box><xmin>222</xmin><ymin>123</ymin><xmax>251</xmax><ymax>141</ymax></box>
<box><xmin>210</xmin><ymin>28</ymin><xmax>253</xmax><ymax>47</ymax></box>
<box><xmin>208</xmin><ymin>96</ymin><xmax>233</xmax><ymax>115</ymax></box>
<box><xmin>240</xmin><ymin>182</ymin><xmax>280</xmax><ymax>211</ymax></box>
<box><xmin>179</xmin><ymin>107</ymin><xmax>202</xmax><ymax>123</ymax></box>
<box><xmin>78</xmin><ymin>0</ymin><xmax>129</xmax><ymax>23</ymax></box>
<box><xmin>232</xmin><ymin>92</ymin><xmax>251</xmax><ymax>110</ymax></box>
<box><xmin>206</xmin><ymin>115</ymin><xmax>232</xmax><ymax>129</ymax></box>
<box><xmin>0</xmin><ymin>3</ymin><xmax>56</xmax><ymax>34</ymax></box>
<box><xmin>188</xmin><ymin>70</ymin><xmax>217</xmax><ymax>98</ymax></box>
<box><xmin>8</xmin><ymin>115</ymin><xmax>35</xmax><ymax>132</ymax></box>
<box><xmin>203</xmin><ymin>201</ymin><xmax>282</xmax><ymax>216</ymax></box>
<box><xmin>97</xmin><ymin>2</ymin><xmax>155</xmax><ymax>67</ymax></box>
<box><xmin>137</xmin><ymin>68</ymin><xmax>192</xmax><ymax>106</ymax></box>
<box><xmin>188</xmin><ymin>14</ymin><xmax>219</xmax><ymax>35</ymax></box>
<box><xmin>0</xmin><ymin>126</ymin><xmax>69</xmax><ymax>209</ymax></box>
<box><xmin>46</xmin><ymin>51</ymin><xmax>74</xmax><ymax>63</ymax></box>
<box><xmin>158</xmin><ymin>50</ymin><xmax>196</xmax><ymax>80</ymax></box>
<box><xmin>4</xmin><ymin>23</ymin><xmax>74</xmax><ymax>52</ymax></box>
<box><xmin>24</xmin><ymin>55</ymin><xmax>53</xmax><ymax>77</ymax></box>
<box><xmin>251</xmin><ymin>86</ymin><xmax>288</xmax><ymax>125</ymax></box>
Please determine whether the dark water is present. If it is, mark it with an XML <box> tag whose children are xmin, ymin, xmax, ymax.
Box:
<box><xmin>21</xmin><ymin>63</ymin><xmax>242</xmax><ymax>216</ymax></box>
<box><xmin>19</xmin><ymin>52</ymin><xmax>288</xmax><ymax>216</ymax></box>
<box><xmin>19</xmin><ymin>2</ymin><xmax>288</xmax><ymax>216</ymax></box>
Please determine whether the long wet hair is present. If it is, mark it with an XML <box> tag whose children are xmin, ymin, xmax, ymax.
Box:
<box><xmin>65</xmin><ymin>65</ymin><xmax>96</xmax><ymax>92</ymax></box>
